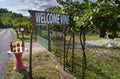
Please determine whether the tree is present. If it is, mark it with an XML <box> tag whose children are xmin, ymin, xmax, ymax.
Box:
<box><xmin>0</xmin><ymin>8</ymin><xmax>8</xmax><ymax>13</ymax></box>
<box><xmin>0</xmin><ymin>8</ymin><xmax>31</xmax><ymax>40</ymax></box>
<box><xmin>93</xmin><ymin>0</ymin><xmax>120</xmax><ymax>38</ymax></box>
<box><xmin>10</xmin><ymin>13</ymin><xmax>31</xmax><ymax>39</ymax></box>
<box><xmin>51</xmin><ymin>0</ymin><xmax>120</xmax><ymax>78</ymax></box>
<box><xmin>45</xmin><ymin>6</ymin><xmax>62</xmax><ymax>13</ymax></box>
<box><xmin>56</xmin><ymin>0</ymin><xmax>96</xmax><ymax>79</ymax></box>
<box><xmin>57</xmin><ymin>0</ymin><xmax>77</xmax><ymax>72</ymax></box>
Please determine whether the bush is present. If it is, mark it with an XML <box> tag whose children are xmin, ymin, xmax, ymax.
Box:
<box><xmin>108</xmin><ymin>34</ymin><xmax>114</xmax><ymax>39</ymax></box>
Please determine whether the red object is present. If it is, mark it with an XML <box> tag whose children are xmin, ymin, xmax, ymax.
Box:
<box><xmin>14</xmin><ymin>53</ymin><xmax>25</xmax><ymax>71</ymax></box>
<box><xmin>22</xmin><ymin>41</ymin><xmax>25</xmax><ymax>51</ymax></box>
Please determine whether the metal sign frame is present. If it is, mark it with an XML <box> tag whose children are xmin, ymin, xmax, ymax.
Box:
<box><xmin>28</xmin><ymin>10</ymin><xmax>70</xmax><ymax>79</ymax></box>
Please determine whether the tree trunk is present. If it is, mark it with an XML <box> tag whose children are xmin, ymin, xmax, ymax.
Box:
<box><xmin>81</xmin><ymin>49</ymin><xmax>86</xmax><ymax>79</ymax></box>
<box><xmin>72</xmin><ymin>31</ymin><xmax>75</xmax><ymax>72</ymax></box>
<box><xmin>21</xmin><ymin>32</ymin><xmax>24</xmax><ymax>40</ymax></box>
<box><xmin>99</xmin><ymin>28</ymin><xmax>106</xmax><ymax>38</ymax></box>
<box><xmin>14</xmin><ymin>28</ymin><xmax>19</xmax><ymax>38</ymax></box>
<box><xmin>66</xmin><ymin>34</ymin><xmax>72</xmax><ymax>65</ymax></box>
<box><xmin>79</xmin><ymin>26</ymin><xmax>86</xmax><ymax>79</ymax></box>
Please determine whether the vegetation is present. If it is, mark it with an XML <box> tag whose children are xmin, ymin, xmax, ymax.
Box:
<box><xmin>6</xmin><ymin>51</ymin><xmax>62</xmax><ymax>79</ymax></box>
<box><xmin>6</xmin><ymin>57</ymin><xmax>14</xmax><ymax>79</ymax></box>
<box><xmin>48</xmin><ymin>0</ymin><xmax>120</xmax><ymax>38</ymax></box>
<box><xmin>1</xmin><ymin>0</ymin><xmax>120</xmax><ymax>79</ymax></box>
<box><xmin>53</xmin><ymin>41</ymin><xmax>120</xmax><ymax>79</ymax></box>
<box><xmin>92</xmin><ymin>0</ymin><xmax>120</xmax><ymax>38</ymax></box>
<box><xmin>49</xmin><ymin>0</ymin><xmax>120</xmax><ymax>79</ymax></box>
<box><xmin>0</xmin><ymin>8</ymin><xmax>31</xmax><ymax>39</ymax></box>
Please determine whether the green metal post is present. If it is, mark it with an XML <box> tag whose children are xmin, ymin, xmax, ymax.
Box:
<box><xmin>48</xmin><ymin>24</ymin><xmax>51</xmax><ymax>51</ymax></box>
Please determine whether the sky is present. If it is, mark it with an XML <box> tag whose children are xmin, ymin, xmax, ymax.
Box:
<box><xmin>0</xmin><ymin>0</ymin><xmax>59</xmax><ymax>16</ymax></box>
<box><xmin>0</xmin><ymin>0</ymin><xmax>94</xmax><ymax>16</ymax></box>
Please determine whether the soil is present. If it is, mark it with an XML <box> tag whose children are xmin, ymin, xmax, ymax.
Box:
<box><xmin>24</xmin><ymin>42</ymin><xmax>49</xmax><ymax>56</ymax></box>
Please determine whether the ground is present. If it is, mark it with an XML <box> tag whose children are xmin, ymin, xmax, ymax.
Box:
<box><xmin>25</xmin><ymin>42</ymin><xmax>76</xmax><ymax>79</ymax></box>
<box><xmin>0</xmin><ymin>29</ymin><xmax>14</xmax><ymax>79</ymax></box>
<box><xmin>6</xmin><ymin>35</ymin><xmax>120</xmax><ymax>79</ymax></box>
<box><xmin>7</xmin><ymin>42</ymin><xmax>76</xmax><ymax>79</ymax></box>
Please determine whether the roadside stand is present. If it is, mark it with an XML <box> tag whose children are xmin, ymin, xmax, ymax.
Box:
<box><xmin>8</xmin><ymin>41</ymin><xmax>28</xmax><ymax>71</ymax></box>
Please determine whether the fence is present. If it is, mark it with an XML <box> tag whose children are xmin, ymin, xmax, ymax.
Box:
<box><xmin>35</xmin><ymin>24</ymin><xmax>50</xmax><ymax>51</ymax></box>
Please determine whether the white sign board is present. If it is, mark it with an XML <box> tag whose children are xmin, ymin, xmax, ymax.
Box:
<box><xmin>29</xmin><ymin>10</ymin><xmax>70</xmax><ymax>24</ymax></box>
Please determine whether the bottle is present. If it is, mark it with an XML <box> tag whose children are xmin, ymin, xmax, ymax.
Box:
<box><xmin>22</xmin><ymin>41</ymin><xmax>25</xmax><ymax>52</ymax></box>
<box><xmin>10</xmin><ymin>42</ymin><xmax>13</xmax><ymax>52</ymax></box>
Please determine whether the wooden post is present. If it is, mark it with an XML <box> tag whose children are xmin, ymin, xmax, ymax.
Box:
<box><xmin>29</xmin><ymin>25</ymin><xmax>34</xmax><ymax>79</ymax></box>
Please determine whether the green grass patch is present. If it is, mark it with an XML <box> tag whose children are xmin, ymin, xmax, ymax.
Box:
<box><xmin>17</xmin><ymin>32</ymin><xmax>31</xmax><ymax>42</ymax></box>
<box><xmin>5</xmin><ymin>57</ymin><xmax>15</xmax><ymax>79</ymax></box>
<box><xmin>6</xmin><ymin>52</ymin><xmax>62</xmax><ymax>79</ymax></box>
<box><xmin>85</xmin><ymin>33</ymin><xmax>106</xmax><ymax>40</ymax></box>
<box><xmin>11</xmin><ymin>29</ymin><xmax>36</xmax><ymax>42</ymax></box>
<box><xmin>54</xmin><ymin>47</ymin><xmax>120</xmax><ymax>79</ymax></box>
<box><xmin>65</xmin><ymin>33</ymin><xmax>107</xmax><ymax>42</ymax></box>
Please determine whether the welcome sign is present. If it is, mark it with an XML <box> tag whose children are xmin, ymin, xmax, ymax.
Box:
<box><xmin>29</xmin><ymin>10</ymin><xmax>70</xmax><ymax>24</ymax></box>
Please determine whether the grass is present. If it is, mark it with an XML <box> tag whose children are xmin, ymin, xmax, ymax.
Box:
<box><xmin>51</xmin><ymin>32</ymin><xmax>120</xmax><ymax>79</ymax></box>
<box><xmin>12</xmin><ymin>29</ymin><xmax>36</xmax><ymax>42</ymax></box>
<box><xmin>6</xmin><ymin>29</ymin><xmax>62</xmax><ymax>79</ymax></box>
<box><xmin>5</xmin><ymin>57</ymin><xmax>15</xmax><ymax>79</ymax></box>
<box><xmin>53</xmin><ymin>46</ymin><xmax>120</xmax><ymax>79</ymax></box>
<box><xmin>65</xmin><ymin>33</ymin><xmax>107</xmax><ymax>42</ymax></box>
<box><xmin>7</xmin><ymin>29</ymin><xmax>120</xmax><ymax>79</ymax></box>
<box><xmin>17</xmin><ymin>32</ymin><xmax>31</xmax><ymax>42</ymax></box>
<box><xmin>85</xmin><ymin>33</ymin><xmax>106</xmax><ymax>40</ymax></box>
<box><xmin>6</xmin><ymin>51</ymin><xmax>62</xmax><ymax>79</ymax></box>
<box><xmin>51</xmin><ymin>31</ymin><xmax>105</xmax><ymax>42</ymax></box>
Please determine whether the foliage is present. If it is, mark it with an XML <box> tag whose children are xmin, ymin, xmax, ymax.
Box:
<box><xmin>93</xmin><ymin>0</ymin><xmax>120</xmax><ymax>38</ymax></box>
<box><xmin>55</xmin><ymin>1</ymin><xmax>97</xmax><ymax>79</ymax></box>
<box><xmin>56</xmin><ymin>0</ymin><xmax>96</xmax><ymax>31</ymax></box>
<box><xmin>0</xmin><ymin>8</ymin><xmax>32</xmax><ymax>39</ymax></box>
<box><xmin>48</xmin><ymin>0</ymin><xmax>120</xmax><ymax>38</ymax></box>
<box><xmin>45</xmin><ymin>6</ymin><xmax>63</xmax><ymax>13</ymax></box>
<box><xmin>0</xmin><ymin>8</ymin><xmax>31</xmax><ymax>30</ymax></box>
<box><xmin>49</xmin><ymin>0</ymin><xmax>120</xmax><ymax>79</ymax></box>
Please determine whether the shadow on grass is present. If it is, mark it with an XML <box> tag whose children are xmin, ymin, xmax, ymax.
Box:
<box><xmin>19</xmin><ymin>70</ymin><xmax>46</xmax><ymax>79</ymax></box>
<box><xmin>33</xmin><ymin>76</ymin><xmax>46</xmax><ymax>79</ymax></box>
<box><xmin>19</xmin><ymin>70</ymin><xmax>29</xmax><ymax>79</ymax></box>
<box><xmin>87</xmin><ymin>64</ymin><xmax>111</xmax><ymax>79</ymax></box>
<box><xmin>108</xmin><ymin>55</ymin><xmax>120</xmax><ymax>62</ymax></box>
<box><xmin>99</xmin><ymin>46</ymin><xmax>120</xmax><ymax>50</ymax></box>
<box><xmin>67</xmin><ymin>55</ymin><xmax>111</xmax><ymax>79</ymax></box>
<box><xmin>70</xmin><ymin>62</ymin><xmax>111</xmax><ymax>79</ymax></box>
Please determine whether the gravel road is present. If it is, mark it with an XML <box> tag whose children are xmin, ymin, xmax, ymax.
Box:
<box><xmin>0</xmin><ymin>29</ymin><xmax>14</xmax><ymax>79</ymax></box>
